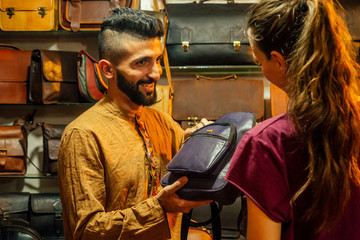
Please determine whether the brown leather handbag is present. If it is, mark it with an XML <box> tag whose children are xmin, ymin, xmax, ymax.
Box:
<box><xmin>59</xmin><ymin>0</ymin><xmax>137</xmax><ymax>32</ymax></box>
<box><xmin>0</xmin><ymin>126</ymin><xmax>27</xmax><ymax>176</ymax></box>
<box><xmin>29</xmin><ymin>49</ymin><xmax>87</xmax><ymax>104</ymax></box>
<box><xmin>0</xmin><ymin>44</ymin><xmax>31</xmax><ymax>104</ymax></box>
<box><xmin>0</xmin><ymin>0</ymin><xmax>57</xmax><ymax>31</ymax></box>
<box><xmin>172</xmin><ymin>73</ymin><xmax>264</xmax><ymax>129</ymax></box>
<box><xmin>39</xmin><ymin>123</ymin><xmax>66</xmax><ymax>175</ymax></box>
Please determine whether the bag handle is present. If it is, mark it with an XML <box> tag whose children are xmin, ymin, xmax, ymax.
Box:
<box><xmin>195</xmin><ymin>74</ymin><xmax>238</xmax><ymax>80</ymax></box>
<box><xmin>0</xmin><ymin>44</ymin><xmax>23</xmax><ymax>50</ymax></box>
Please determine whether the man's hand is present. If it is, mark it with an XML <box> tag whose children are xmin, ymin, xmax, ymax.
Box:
<box><xmin>156</xmin><ymin>176</ymin><xmax>213</xmax><ymax>213</ymax></box>
<box><xmin>184</xmin><ymin>118</ymin><xmax>213</xmax><ymax>139</ymax></box>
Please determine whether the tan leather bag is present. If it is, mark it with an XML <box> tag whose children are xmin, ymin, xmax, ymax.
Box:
<box><xmin>0</xmin><ymin>44</ymin><xmax>31</xmax><ymax>104</ymax></box>
<box><xmin>0</xmin><ymin>126</ymin><xmax>27</xmax><ymax>176</ymax></box>
<box><xmin>172</xmin><ymin>74</ymin><xmax>264</xmax><ymax>129</ymax></box>
<box><xmin>59</xmin><ymin>0</ymin><xmax>138</xmax><ymax>32</ymax></box>
<box><xmin>0</xmin><ymin>0</ymin><xmax>57</xmax><ymax>31</ymax></box>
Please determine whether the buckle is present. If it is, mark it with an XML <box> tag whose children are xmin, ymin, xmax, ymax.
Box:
<box><xmin>38</xmin><ymin>7</ymin><xmax>47</xmax><ymax>18</ymax></box>
<box><xmin>6</xmin><ymin>8</ymin><xmax>15</xmax><ymax>19</ymax></box>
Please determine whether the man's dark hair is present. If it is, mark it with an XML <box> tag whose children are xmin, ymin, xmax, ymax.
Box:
<box><xmin>98</xmin><ymin>8</ymin><xmax>164</xmax><ymax>63</ymax></box>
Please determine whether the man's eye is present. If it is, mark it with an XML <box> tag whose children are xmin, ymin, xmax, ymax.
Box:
<box><xmin>137</xmin><ymin>59</ymin><xmax>146</xmax><ymax>65</ymax></box>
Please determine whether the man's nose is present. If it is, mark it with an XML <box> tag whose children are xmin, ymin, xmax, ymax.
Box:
<box><xmin>148</xmin><ymin>62</ymin><xmax>162</xmax><ymax>81</ymax></box>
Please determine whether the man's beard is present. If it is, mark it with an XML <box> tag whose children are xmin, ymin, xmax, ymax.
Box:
<box><xmin>116</xmin><ymin>69</ymin><xmax>157</xmax><ymax>106</ymax></box>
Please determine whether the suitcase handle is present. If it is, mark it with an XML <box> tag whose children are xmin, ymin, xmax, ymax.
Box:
<box><xmin>0</xmin><ymin>44</ymin><xmax>23</xmax><ymax>50</ymax></box>
<box><xmin>195</xmin><ymin>74</ymin><xmax>238</xmax><ymax>80</ymax></box>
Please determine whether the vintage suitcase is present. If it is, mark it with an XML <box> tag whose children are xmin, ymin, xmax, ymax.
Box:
<box><xmin>0</xmin><ymin>44</ymin><xmax>31</xmax><ymax>104</ymax></box>
<box><xmin>59</xmin><ymin>0</ymin><xmax>136</xmax><ymax>32</ymax></box>
<box><xmin>29</xmin><ymin>49</ymin><xmax>87</xmax><ymax>104</ymax></box>
<box><xmin>165</xmin><ymin>2</ymin><xmax>254</xmax><ymax>66</ymax></box>
<box><xmin>30</xmin><ymin>193</ymin><xmax>64</xmax><ymax>239</ymax></box>
<box><xmin>0</xmin><ymin>0</ymin><xmax>57</xmax><ymax>31</ymax></box>
<box><xmin>170</xmin><ymin>67</ymin><xmax>264</xmax><ymax>129</ymax></box>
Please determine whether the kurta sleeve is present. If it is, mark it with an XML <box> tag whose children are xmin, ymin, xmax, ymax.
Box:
<box><xmin>58</xmin><ymin>129</ymin><xmax>171</xmax><ymax>240</ymax></box>
<box><xmin>225</xmin><ymin>130</ymin><xmax>292</xmax><ymax>223</ymax></box>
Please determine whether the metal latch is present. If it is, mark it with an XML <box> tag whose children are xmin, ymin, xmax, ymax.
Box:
<box><xmin>38</xmin><ymin>7</ymin><xmax>47</xmax><ymax>18</ymax></box>
<box><xmin>0</xmin><ymin>149</ymin><xmax>7</xmax><ymax>154</ymax></box>
<box><xmin>6</xmin><ymin>8</ymin><xmax>15</xmax><ymax>19</ymax></box>
<box><xmin>182</xmin><ymin>41</ymin><xmax>189</xmax><ymax>52</ymax></box>
<box><xmin>233</xmin><ymin>41</ymin><xmax>241</xmax><ymax>51</ymax></box>
<box><xmin>187</xmin><ymin>117</ymin><xmax>198</xmax><ymax>127</ymax></box>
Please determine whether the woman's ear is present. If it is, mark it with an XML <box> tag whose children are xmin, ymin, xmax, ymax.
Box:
<box><xmin>270</xmin><ymin>51</ymin><xmax>286</xmax><ymax>73</ymax></box>
<box><xmin>99</xmin><ymin>59</ymin><xmax>114</xmax><ymax>79</ymax></box>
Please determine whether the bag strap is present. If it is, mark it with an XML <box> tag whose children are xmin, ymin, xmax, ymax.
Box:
<box><xmin>0</xmin><ymin>44</ymin><xmax>22</xmax><ymax>50</ymax></box>
<box><xmin>159</xmin><ymin>0</ymin><xmax>174</xmax><ymax>115</ymax></box>
<box><xmin>181</xmin><ymin>202</ymin><xmax>222</xmax><ymax>240</ymax></box>
<box><xmin>196</xmin><ymin>74</ymin><xmax>238</xmax><ymax>81</ymax></box>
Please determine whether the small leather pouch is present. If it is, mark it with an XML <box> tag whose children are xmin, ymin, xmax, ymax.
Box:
<box><xmin>0</xmin><ymin>126</ymin><xmax>27</xmax><ymax>176</ymax></box>
<box><xmin>0</xmin><ymin>0</ymin><xmax>57</xmax><ymax>31</ymax></box>
<box><xmin>29</xmin><ymin>49</ymin><xmax>87</xmax><ymax>104</ymax></box>
<box><xmin>40</xmin><ymin>123</ymin><xmax>66</xmax><ymax>175</ymax></box>
<box><xmin>30</xmin><ymin>193</ymin><xmax>64</xmax><ymax>239</ymax></box>
<box><xmin>0</xmin><ymin>44</ymin><xmax>31</xmax><ymax>104</ymax></box>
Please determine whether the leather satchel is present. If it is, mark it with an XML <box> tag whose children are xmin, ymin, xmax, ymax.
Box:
<box><xmin>78</xmin><ymin>50</ymin><xmax>108</xmax><ymax>102</ymax></box>
<box><xmin>59</xmin><ymin>0</ymin><xmax>137</xmax><ymax>32</ymax></box>
<box><xmin>0</xmin><ymin>44</ymin><xmax>31</xmax><ymax>104</ymax></box>
<box><xmin>29</xmin><ymin>49</ymin><xmax>87</xmax><ymax>104</ymax></box>
<box><xmin>161</xmin><ymin>111</ymin><xmax>256</xmax><ymax>205</ymax></box>
<box><xmin>165</xmin><ymin>2</ymin><xmax>254</xmax><ymax>66</ymax></box>
<box><xmin>0</xmin><ymin>192</ymin><xmax>42</xmax><ymax>240</ymax></box>
<box><xmin>40</xmin><ymin>123</ymin><xmax>66</xmax><ymax>175</ymax></box>
<box><xmin>30</xmin><ymin>193</ymin><xmax>64</xmax><ymax>239</ymax></box>
<box><xmin>172</xmin><ymin>73</ymin><xmax>264</xmax><ymax>128</ymax></box>
<box><xmin>0</xmin><ymin>0</ymin><xmax>57</xmax><ymax>31</ymax></box>
<box><xmin>0</xmin><ymin>126</ymin><xmax>27</xmax><ymax>176</ymax></box>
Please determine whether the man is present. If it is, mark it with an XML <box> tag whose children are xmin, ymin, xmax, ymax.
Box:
<box><xmin>58</xmin><ymin>8</ymin><xmax>211</xmax><ymax>240</ymax></box>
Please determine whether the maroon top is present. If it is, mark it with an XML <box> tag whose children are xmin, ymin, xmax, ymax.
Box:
<box><xmin>225</xmin><ymin>113</ymin><xmax>360</xmax><ymax>240</ymax></box>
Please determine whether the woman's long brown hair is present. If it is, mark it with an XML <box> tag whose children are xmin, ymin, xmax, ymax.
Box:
<box><xmin>247</xmin><ymin>0</ymin><xmax>360</xmax><ymax>232</ymax></box>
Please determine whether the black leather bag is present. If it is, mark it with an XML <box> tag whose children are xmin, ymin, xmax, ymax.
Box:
<box><xmin>161</xmin><ymin>112</ymin><xmax>255</xmax><ymax>205</ymax></box>
<box><xmin>40</xmin><ymin>123</ymin><xmax>66</xmax><ymax>175</ymax></box>
<box><xmin>165</xmin><ymin>2</ymin><xmax>254</xmax><ymax>66</ymax></box>
<box><xmin>0</xmin><ymin>192</ymin><xmax>41</xmax><ymax>240</ymax></box>
<box><xmin>30</xmin><ymin>193</ymin><xmax>64</xmax><ymax>239</ymax></box>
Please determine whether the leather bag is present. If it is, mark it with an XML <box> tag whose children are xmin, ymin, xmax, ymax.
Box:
<box><xmin>172</xmin><ymin>74</ymin><xmax>264</xmax><ymax>128</ymax></box>
<box><xmin>0</xmin><ymin>193</ymin><xmax>41</xmax><ymax>240</ymax></box>
<box><xmin>161</xmin><ymin>111</ymin><xmax>256</xmax><ymax>205</ymax></box>
<box><xmin>0</xmin><ymin>0</ymin><xmax>57</xmax><ymax>31</ymax></box>
<box><xmin>165</xmin><ymin>2</ymin><xmax>254</xmax><ymax>66</ymax></box>
<box><xmin>77</xmin><ymin>50</ymin><xmax>108</xmax><ymax>102</ymax></box>
<box><xmin>29</xmin><ymin>49</ymin><xmax>87</xmax><ymax>104</ymax></box>
<box><xmin>59</xmin><ymin>0</ymin><xmax>137</xmax><ymax>32</ymax></box>
<box><xmin>40</xmin><ymin>123</ymin><xmax>66</xmax><ymax>175</ymax></box>
<box><xmin>30</xmin><ymin>193</ymin><xmax>64</xmax><ymax>239</ymax></box>
<box><xmin>0</xmin><ymin>44</ymin><xmax>31</xmax><ymax>104</ymax></box>
<box><xmin>0</xmin><ymin>126</ymin><xmax>27</xmax><ymax>176</ymax></box>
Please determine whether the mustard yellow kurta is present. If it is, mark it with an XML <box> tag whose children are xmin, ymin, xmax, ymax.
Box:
<box><xmin>58</xmin><ymin>94</ymin><xmax>184</xmax><ymax>240</ymax></box>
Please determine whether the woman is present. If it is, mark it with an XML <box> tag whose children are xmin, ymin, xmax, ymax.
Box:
<box><xmin>225</xmin><ymin>0</ymin><xmax>360</xmax><ymax>239</ymax></box>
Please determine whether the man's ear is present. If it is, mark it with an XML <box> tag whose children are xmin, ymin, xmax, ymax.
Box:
<box><xmin>99</xmin><ymin>59</ymin><xmax>114</xmax><ymax>79</ymax></box>
<box><xmin>270</xmin><ymin>51</ymin><xmax>286</xmax><ymax>72</ymax></box>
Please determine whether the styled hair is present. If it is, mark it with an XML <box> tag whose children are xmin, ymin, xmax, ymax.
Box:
<box><xmin>247</xmin><ymin>0</ymin><xmax>360</xmax><ymax>232</ymax></box>
<box><xmin>98</xmin><ymin>8</ymin><xmax>164</xmax><ymax>64</ymax></box>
